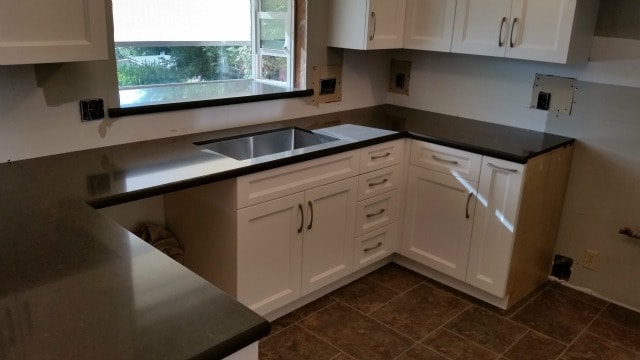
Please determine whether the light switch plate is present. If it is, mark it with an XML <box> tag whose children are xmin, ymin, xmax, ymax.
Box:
<box><xmin>530</xmin><ymin>74</ymin><xmax>576</xmax><ymax>115</ymax></box>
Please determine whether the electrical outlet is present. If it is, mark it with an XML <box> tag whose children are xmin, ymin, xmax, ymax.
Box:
<box><xmin>80</xmin><ymin>98</ymin><xmax>105</xmax><ymax>121</ymax></box>
<box><xmin>583</xmin><ymin>249</ymin><xmax>598</xmax><ymax>270</ymax></box>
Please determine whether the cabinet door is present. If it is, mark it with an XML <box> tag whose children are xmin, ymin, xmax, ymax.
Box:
<box><xmin>237</xmin><ymin>193</ymin><xmax>304</xmax><ymax>315</ymax></box>
<box><xmin>0</xmin><ymin>0</ymin><xmax>108</xmax><ymax>64</ymax></box>
<box><xmin>402</xmin><ymin>166</ymin><xmax>477</xmax><ymax>281</ymax></box>
<box><xmin>467</xmin><ymin>157</ymin><xmax>523</xmax><ymax>297</ymax></box>
<box><xmin>404</xmin><ymin>0</ymin><xmax>456</xmax><ymax>51</ymax></box>
<box><xmin>451</xmin><ymin>0</ymin><xmax>512</xmax><ymax>57</ymax></box>
<box><xmin>506</xmin><ymin>0</ymin><xmax>576</xmax><ymax>62</ymax></box>
<box><xmin>301</xmin><ymin>178</ymin><xmax>357</xmax><ymax>295</ymax></box>
<box><xmin>367</xmin><ymin>0</ymin><xmax>407</xmax><ymax>49</ymax></box>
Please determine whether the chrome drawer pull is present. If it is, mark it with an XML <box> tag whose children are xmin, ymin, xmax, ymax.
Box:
<box><xmin>364</xmin><ymin>242</ymin><xmax>383</xmax><ymax>253</ymax></box>
<box><xmin>368</xmin><ymin>178</ymin><xmax>388</xmax><ymax>187</ymax></box>
<box><xmin>369</xmin><ymin>11</ymin><xmax>377</xmax><ymax>41</ymax></box>
<box><xmin>487</xmin><ymin>162</ymin><xmax>518</xmax><ymax>173</ymax></box>
<box><xmin>307</xmin><ymin>201</ymin><xmax>314</xmax><ymax>230</ymax></box>
<box><xmin>297</xmin><ymin>204</ymin><xmax>304</xmax><ymax>233</ymax></box>
<box><xmin>498</xmin><ymin>17</ymin><xmax>507</xmax><ymax>47</ymax></box>
<box><xmin>510</xmin><ymin>18</ymin><xmax>519</xmax><ymax>48</ymax></box>
<box><xmin>371</xmin><ymin>152</ymin><xmax>391</xmax><ymax>160</ymax></box>
<box><xmin>366</xmin><ymin>208</ymin><xmax>386</xmax><ymax>218</ymax></box>
<box><xmin>432</xmin><ymin>155</ymin><xmax>459</xmax><ymax>165</ymax></box>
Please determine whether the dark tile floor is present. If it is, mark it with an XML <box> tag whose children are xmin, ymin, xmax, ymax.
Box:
<box><xmin>259</xmin><ymin>263</ymin><xmax>640</xmax><ymax>360</ymax></box>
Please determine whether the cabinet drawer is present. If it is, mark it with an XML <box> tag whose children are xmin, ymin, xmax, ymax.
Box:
<box><xmin>359</xmin><ymin>140</ymin><xmax>405</xmax><ymax>173</ymax></box>
<box><xmin>354</xmin><ymin>224</ymin><xmax>396</xmax><ymax>271</ymax></box>
<box><xmin>355</xmin><ymin>190</ymin><xmax>399</xmax><ymax>237</ymax></box>
<box><xmin>237</xmin><ymin>150</ymin><xmax>360</xmax><ymax>208</ymax></box>
<box><xmin>357</xmin><ymin>164</ymin><xmax>402</xmax><ymax>200</ymax></box>
<box><xmin>410</xmin><ymin>141</ymin><xmax>482</xmax><ymax>181</ymax></box>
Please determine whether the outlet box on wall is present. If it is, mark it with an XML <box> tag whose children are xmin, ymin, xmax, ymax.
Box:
<box><xmin>530</xmin><ymin>74</ymin><xmax>576</xmax><ymax>115</ymax></box>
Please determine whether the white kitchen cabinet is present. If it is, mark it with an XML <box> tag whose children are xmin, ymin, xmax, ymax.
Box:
<box><xmin>465</xmin><ymin>157</ymin><xmax>523</xmax><ymax>297</ymax></box>
<box><xmin>300</xmin><ymin>178</ymin><xmax>357</xmax><ymax>295</ymax></box>
<box><xmin>237</xmin><ymin>193</ymin><xmax>304</xmax><ymax>313</ymax></box>
<box><xmin>328</xmin><ymin>0</ymin><xmax>406</xmax><ymax>50</ymax></box>
<box><xmin>240</xmin><ymin>177</ymin><xmax>357</xmax><ymax>312</ymax></box>
<box><xmin>451</xmin><ymin>0</ymin><xmax>599</xmax><ymax>63</ymax></box>
<box><xmin>403</xmin><ymin>0</ymin><xmax>457</xmax><ymax>52</ymax></box>
<box><xmin>400</xmin><ymin>140</ymin><xmax>573</xmax><ymax>308</ymax></box>
<box><xmin>165</xmin><ymin>151</ymin><xmax>360</xmax><ymax>316</ymax></box>
<box><xmin>0</xmin><ymin>0</ymin><xmax>108</xmax><ymax>64</ymax></box>
<box><xmin>402</xmin><ymin>166</ymin><xmax>476</xmax><ymax>281</ymax></box>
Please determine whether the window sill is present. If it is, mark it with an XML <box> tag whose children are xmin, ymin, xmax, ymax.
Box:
<box><xmin>107</xmin><ymin>79</ymin><xmax>313</xmax><ymax>118</ymax></box>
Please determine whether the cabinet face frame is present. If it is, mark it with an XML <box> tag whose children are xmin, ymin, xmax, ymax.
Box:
<box><xmin>0</xmin><ymin>0</ymin><xmax>108</xmax><ymax>64</ymax></box>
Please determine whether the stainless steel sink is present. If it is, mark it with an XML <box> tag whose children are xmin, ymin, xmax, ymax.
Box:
<box><xmin>195</xmin><ymin>127</ymin><xmax>340</xmax><ymax>160</ymax></box>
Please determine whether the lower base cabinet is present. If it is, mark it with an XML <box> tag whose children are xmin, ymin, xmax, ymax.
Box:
<box><xmin>166</xmin><ymin>176</ymin><xmax>358</xmax><ymax>316</ymax></box>
<box><xmin>402</xmin><ymin>165</ymin><xmax>477</xmax><ymax>281</ymax></box>
<box><xmin>401</xmin><ymin>140</ymin><xmax>573</xmax><ymax>308</ymax></box>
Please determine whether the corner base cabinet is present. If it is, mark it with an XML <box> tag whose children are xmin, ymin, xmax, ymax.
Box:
<box><xmin>401</xmin><ymin>140</ymin><xmax>573</xmax><ymax>308</ymax></box>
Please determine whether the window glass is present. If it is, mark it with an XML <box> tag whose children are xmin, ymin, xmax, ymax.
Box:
<box><xmin>112</xmin><ymin>0</ymin><xmax>292</xmax><ymax>103</ymax></box>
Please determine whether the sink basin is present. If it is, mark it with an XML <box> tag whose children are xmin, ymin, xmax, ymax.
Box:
<box><xmin>195</xmin><ymin>127</ymin><xmax>340</xmax><ymax>160</ymax></box>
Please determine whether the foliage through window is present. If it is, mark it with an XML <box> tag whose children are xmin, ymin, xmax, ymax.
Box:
<box><xmin>112</xmin><ymin>0</ymin><xmax>292</xmax><ymax>91</ymax></box>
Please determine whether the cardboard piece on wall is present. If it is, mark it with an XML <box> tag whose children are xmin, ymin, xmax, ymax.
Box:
<box><xmin>530</xmin><ymin>74</ymin><xmax>577</xmax><ymax>115</ymax></box>
<box><xmin>312</xmin><ymin>64</ymin><xmax>342</xmax><ymax>105</ymax></box>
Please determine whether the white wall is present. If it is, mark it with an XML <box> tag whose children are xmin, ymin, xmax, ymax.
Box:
<box><xmin>387</xmin><ymin>37</ymin><xmax>640</xmax><ymax>131</ymax></box>
<box><xmin>0</xmin><ymin>48</ymin><xmax>390</xmax><ymax>163</ymax></box>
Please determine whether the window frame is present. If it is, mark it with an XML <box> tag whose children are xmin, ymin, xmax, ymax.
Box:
<box><xmin>108</xmin><ymin>0</ymin><xmax>310</xmax><ymax>118</ymax></box>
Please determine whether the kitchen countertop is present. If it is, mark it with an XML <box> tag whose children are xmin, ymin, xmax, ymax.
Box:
<box><xmin>0</xmin><ymin>105</ymin><xmax>573</xmax><ymax>359</ymax></box>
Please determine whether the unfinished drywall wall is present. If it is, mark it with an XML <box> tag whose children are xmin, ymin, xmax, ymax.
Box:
<box><xmin>0</xmin><ymin>0</ymin><xmax>391</xmax><ymax>162</ymax></box>
<box><xmin>546</xmin><ymin>82</ymin><xmax>640</xmax><ymax>310</ymax></box>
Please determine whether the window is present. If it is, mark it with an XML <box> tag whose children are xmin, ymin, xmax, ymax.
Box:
<box><xmin>111</xmin><ymin>0</ymin><xmax>299</xmax><ymax>111</ymax></box>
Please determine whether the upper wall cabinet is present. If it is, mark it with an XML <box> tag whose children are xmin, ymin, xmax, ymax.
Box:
<box><xmin>403</xmin><ymin>0</ymin><xmax>457</xmax><ymax>52</ymax></box>
<box><xmin>328</xmin><ymin>0</ymin><xmax>406</xmax><ymax>50</ymax></box>
<box><xmin>451</xmin><ymin>0</ymin><xmax>600</xmax><ymax>63</ymax></box>
<box><xmin>0</xmin><ymin>0</ymin><xmax>108</xmax><ymax>65</ymax></box>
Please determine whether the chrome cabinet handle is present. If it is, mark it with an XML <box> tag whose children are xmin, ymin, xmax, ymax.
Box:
<box><xmin>465</xmin><ymin>192</ymin><xmax>473</xmax><ymax>219</ymax></box>
<box><xmin>368</xmin><ymin>178</ymin><xmax>388</xmax><ymax>187</ymax></box>
<box><xmin>370</xmin><ymin>12</ymin><xmax>377</xmax><ymax>41</ymax></box>
<box><xmin>498</xmin><ymin>17</ymin><xmax>507</xmax><ymax>47</ymax></box>
<box><xmin>364</xmin><ymin>242</ymin><xmax>383</xmax><ymax>252</ymax></box>
<box><xmin>298</xmin><ymin>204</ymin><xmax>304</xmax><ymax>233</ymax></box>
<box><xmin>371</xmin><ymin>152</ymin><xmax>390</xmax><ymax>160</ymax></box>
<box><xmin>487</xmin><ymin>162</ymin><xmax>518</xmax><ymax>173</ymax></box>
<box><xmin>432</xmin><ymin>155</ymin><xmax>459</xmax><ymax>165</ymax></box>
<box><xmin>510</xmin><ymin>18</ymin><xmax>519</xmax><ymax>48</ymax></box>
<box><xmin>366</xmin><ymin>208</ymin><xmax>386</xmax><ymax>218</ymax></box>
<box><xmin>307</xmin><ymin>201</ymin><xmax>314</xmax><ymax>230</ymax></box>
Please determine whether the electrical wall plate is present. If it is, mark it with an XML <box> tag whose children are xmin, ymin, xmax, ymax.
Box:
<box><xmin>389</xmin><ymin>59</ymin><xmax>411</xmax><ymax>95</ymax></box>
<box><xmin>312</xmin><ymin>64</ymin><xmax>342</xmax><ymax>105</ymax></box>
<box><xmin>80</xmin><ymin>98</ymin><xmax>105</xmax><ymax>121</ymax></box>
<box><xmin>530</xmin><ymin>74</ymin><xmax>576</xmax><ymax>115</ymax></box>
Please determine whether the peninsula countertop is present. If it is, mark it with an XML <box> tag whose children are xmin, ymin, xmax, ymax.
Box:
<box><xmin>0</xmin><ymin>105</ymin><xmax>573</xmax><ymax>359</ymax></box>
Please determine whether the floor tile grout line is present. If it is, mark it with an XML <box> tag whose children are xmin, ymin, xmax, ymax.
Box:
<box><xmin>499</xmin><ymin>328</ymin><xmax>530</xmax><ymax>358</ymax></box>
<box><xmin>556</xmin><ymin>301</ymin><xmax>608</xmax><ymax>359</ymax></box>
<box><xmin>336</xmin><ymin>297</ymin><xmax>418</xmax><ymax>343</ymax></box>
<box><xmin>575</xmin><ymin>316</ymin><xmax>640</xmax><ymax>357</ymax></box>
<box><xmin>507</xmin><ymin>281</ymin><xmax>553</xmax><ymax>320</ymax></box>
<box><xmin>294</xmin><ymin>322</ymin><xmax>350</xmax><ymax>359</ymax></box>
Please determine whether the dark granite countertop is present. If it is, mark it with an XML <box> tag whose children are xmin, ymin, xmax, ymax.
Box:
<box><xmin>0</xmin><ymin>105</ymin><xmax>573</xmax><ymax>360</ymax></box>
